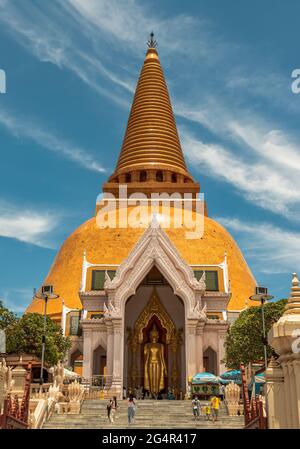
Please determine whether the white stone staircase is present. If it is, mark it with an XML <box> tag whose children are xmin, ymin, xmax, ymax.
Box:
<box><xmin>43</xmin><ymin>400</ymin><xmax>245</xmax><ymax>429</ymax></box>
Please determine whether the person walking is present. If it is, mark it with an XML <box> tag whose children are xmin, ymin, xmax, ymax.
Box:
<box><xmin>211</xmin><ymin>395</ymin><xmax>220</xmax><ymax>422</ymax></box>
<box><xmin>204</xmin><ymin>403</ymin><xmax>211</xmax><ymax>421</ymax></box>
<box><xmin>127</xmin><ymin>395</ymin><xmax>136</xmax><ymax>425</ymax></box>
<box><xmin>107</xmin><ymin>398</ymin><xmax>113</xmax><ymax>423</ymax></box>
<box><xmin>192</xmin><ymin>395</ymin><xmax>200</xmax><ymax>421</ymax></box>
<box><xmin>110</xmin><ymin>396</ymin><xmax>118</xmax><ymax>424</ymax></box>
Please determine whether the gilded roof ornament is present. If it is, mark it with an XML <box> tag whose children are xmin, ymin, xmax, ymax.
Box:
<box><xmin>147</xmin><ymin>31</ymin><xmax>157</xmax><ymax>48</ymax></box>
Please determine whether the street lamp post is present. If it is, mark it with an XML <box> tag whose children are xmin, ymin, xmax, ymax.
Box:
<box><xmin>249</xmin><ymin>289</ymin><xmax>273</xmax><ymax>422</ymax></box>
<box><xmin>249</xmin><ymin>291</ymin><xmax>274</xmax><ymax>370</ymax></box>
<box><xmin>34</xmin><ymin>285</ymin><xmax>59</xmax><ymax>385</ymax></box>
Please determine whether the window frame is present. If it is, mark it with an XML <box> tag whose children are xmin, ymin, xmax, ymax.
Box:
<box><xmin>91</xmin><ymin>270</ymin><xmax>116</xmax><ymax>290</ymax></box>
<box><xmin>193</xmin><ymin>270</ymin><xmax>219</xmax><ymax>292</ymax></box>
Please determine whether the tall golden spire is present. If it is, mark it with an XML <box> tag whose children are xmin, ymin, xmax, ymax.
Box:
<box><xmin>104</xmin><ymin>33</ymin><xmax>199</xmax><ymax>198</ymax></box>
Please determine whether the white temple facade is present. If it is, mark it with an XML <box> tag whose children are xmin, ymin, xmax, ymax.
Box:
<box><xmin>72</xmin><ymin>220</ymin><xmax>230</xmax><ymax>397</ymax></box>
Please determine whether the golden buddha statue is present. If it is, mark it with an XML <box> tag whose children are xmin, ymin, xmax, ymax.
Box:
<box><xmin>144</xmin><ymin>324</ymin><xmax>167</xmax><ymax>394</ymax></box>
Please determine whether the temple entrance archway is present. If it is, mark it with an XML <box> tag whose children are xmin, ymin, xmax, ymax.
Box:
<box><xmin>123</xmin><ymin>268</ymin><xmax>185</xmax><ymax>396</ymax></box>
<box><xmin>103</xmin><ymin>222</ymin><xmax>206</xmax><ymax>398</ymax></box>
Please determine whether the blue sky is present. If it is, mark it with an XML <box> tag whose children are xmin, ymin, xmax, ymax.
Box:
<box><xmin>0</xmin><ymin>0</ymin><xmax>300</xmax><ymax>312</ymax></box>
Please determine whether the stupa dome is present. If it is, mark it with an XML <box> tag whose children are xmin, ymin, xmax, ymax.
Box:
<box><xmin>26</xmin><ymin>206</ymin><xmax>256</xmax><ymax>316</ymax></box>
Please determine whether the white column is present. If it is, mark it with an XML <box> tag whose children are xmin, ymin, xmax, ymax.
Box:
<box><xmin>111</xmin><ymin>318</ymin><xmax>123</xmax><ymax>397</ymax></box>
<box><xmin>282</xmin><ymin>362</ymin><xmax>294</xmax><ymax>428</ymax></box>
<box><xmin>293</xmin><ymin>360</ymin><xmax>300</xmax><ymax>428</ymax></box>
<box><xmin>288</xmin><ymin>360</ymin><xmax>300</xmax><ymax>428</ymax></box>
<box><xmin>196</xmin><ymin>323</ymin><xmax>204</xmax><ymax>373</ymax></box>
<box><xmin>82</xmin><ymin>329</ymin><xmax>93</xmax><ymax>379</ymax></box>
<box><xmin>105</xmin><ymin>320</ymin><xmax>114</xmax><ymax>387</ymax></box>
<box><xmin>217</xmin><ymin>331</ymin><xmax>227</xmax><ymax>375</ymax></box>
<box><xmin>265</xmin><ymin>361</ymin><xmax>286</xmax><ymax>429</ymax></box>
<box><xmin>186</xmin><ymin>319</ymin><xmax>198</xmax><ymax>381</ymax></box>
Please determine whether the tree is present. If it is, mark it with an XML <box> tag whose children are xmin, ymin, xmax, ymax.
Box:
<box><xmin>5</xmin><ymin>312</ymin><xmax>71</xmax><ymax>366</ymax></box>
<box><xmin>0</xmin><ymin>300</ymin><xmax>18</xmax><ymax>330</ymax></box>
<box><xmin>224</xmin><ymin>299</ymin><xmax>287</xmax><ymax>369</ymax></box>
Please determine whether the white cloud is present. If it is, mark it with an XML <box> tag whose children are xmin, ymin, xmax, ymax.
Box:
<box><xmin>2</xmin><ymin>0</ymin><xmax>300</xmax><ymax>222</ymax></box>
<box><xmin>181</xmin><ymin>129</ymin><xmax>300</xmax><ymax>217</ymax></box>
<box><xmin>64</xmin><ymin>0</ymin><xmax>213</xmax><ymax>58</ymax></box>
<box><xmin>228</xmin><ymin>122</ymin><xmax>300</xmax><ymax>174</ymax></box>
<box><xmin>175</xmin><ymin>91</ymin><xmax>300</xmax><ymax>220</ymax></box>
<box><xmin>0</xmin><ymin>201</ymin><xmax>58</xmax><ymax>248</ymax></box>
<box><xmin>0</xmin><ymin>289</ymin><xmax>33</xmax><ymax>313</ymax></box>
<box><xmin>0</xmin><ymin>0</ymin><xmax>224</xmax><ymax>108</ymax></box>
<box><xmin>216</xmin><ymin>216</ymin><xmax>300</xmax><ymax>274</ymax></box>
<box><xmin>0</xmin><ymin>108</ymin><xmax>105</xmax><ymax>173</ymax></box>
<box><xmin>0</xmin><ymin>0</ymin><xmax>132</xmax><ymax>108</ymax></box>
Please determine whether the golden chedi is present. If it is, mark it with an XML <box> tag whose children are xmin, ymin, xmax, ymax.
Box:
<box><xmin>26</xmin><ymin>35</ymin><xmax>256</xmax><ymax>392</ymax></box>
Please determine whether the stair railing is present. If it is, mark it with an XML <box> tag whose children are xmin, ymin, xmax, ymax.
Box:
<box><xmin>240</xmin><ymin>364</ymin><xmax>267</xmax><ymax>429</ymax></box>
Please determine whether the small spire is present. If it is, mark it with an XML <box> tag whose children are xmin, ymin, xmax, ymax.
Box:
<box><xmin>284</xmin><ymin>272</ymin><xmax>300</xmax><ymax>315</ymax></box>
<box><xmin>292</xmin><ymin>272</ymin><xmax>299</xmax><ymax>287</ymax></box>
<box><xmin>147</xmin><ymin>32</ymin><xmax>157</xmax><ymax>48</ymax></box>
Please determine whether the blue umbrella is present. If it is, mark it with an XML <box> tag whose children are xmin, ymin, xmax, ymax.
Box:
<box><xmin>255</xmin><ymin>372</ymin><xmax>265</xmax><ymax>383</ymax></box>
<box><xmin>220</xmin><ymin>369</ymin><xmax>241</xmax><ymax>380</ymax></box>
<box><xmin>192</xmin><ymin>372</ymin><xmax>219</xmax><ymax>384</ymax></box>
<box><xmin>219</xmin><ymin>370</ymin><xmax>242</xmax><ymax>385</ymax></box>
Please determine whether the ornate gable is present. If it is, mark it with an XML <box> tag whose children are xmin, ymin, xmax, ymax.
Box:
<box><xmin>104</xmin><ymin>218</ymin><xmax>206</xmax><ymax>320</ymax></box>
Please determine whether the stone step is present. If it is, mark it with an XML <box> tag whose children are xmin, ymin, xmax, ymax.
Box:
<box><xmin>44</xmin><ymin>422</ymin><xmax>244</xmax><ymax>429</ymax></box>
<box><xmin>43</xmin><ymin>399</ymin><xmax>244</xmax><ymax>429</ymax></box>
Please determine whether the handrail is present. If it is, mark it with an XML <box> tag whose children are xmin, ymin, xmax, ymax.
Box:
<box><xmin>240</xmin><ymin>364</ymin><xmax>251</xmax><ymax>425</ymax></box>
<box><xmin>240</xmin><ymin>364</ymin><xmax>267</xmax><ymax>429</ymax></box>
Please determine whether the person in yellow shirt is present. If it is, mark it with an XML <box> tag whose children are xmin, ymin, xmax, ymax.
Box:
<box><xmin>204</xmin><ymin>404</ymin><xmax>211</xmax><ymax>421</ymax></box>
<box><xmin>210</xmin><ymin>395</ymin><xmax>220</xmax><ymax>422</ymax></box>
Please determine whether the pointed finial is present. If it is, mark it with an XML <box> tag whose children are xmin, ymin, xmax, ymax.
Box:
<box><xmin>292</xmin><ymin>272</ymin><xmax>299</xmax><ymax>287</ymax></box>
<box><xmin>150</xmin><ymin>203</ymin><xmax>160</xmax><ymax>228</ymax></box>
<box><xmin>147</xmin><ymin>32</ymin><xmax>157</xmax><ymax>48</ymax></box>
<box><xmin>284</xmin><ymin>272</ymin><xmax>300</xmax><ymax>315</ymax></box>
